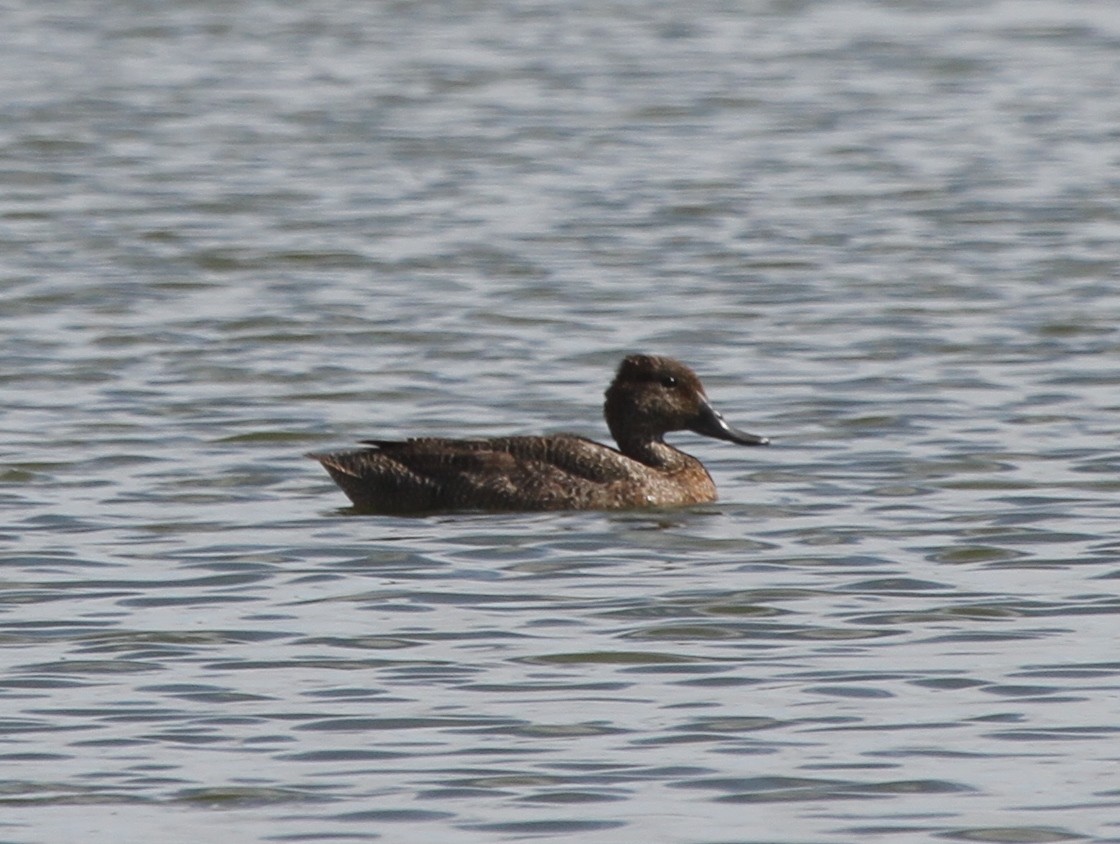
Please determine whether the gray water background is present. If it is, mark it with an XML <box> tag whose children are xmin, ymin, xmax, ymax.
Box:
<box><xmin>3</xmin><ymin>1</ymin><xmax>1120</xmax><ymax>842</ymax></box>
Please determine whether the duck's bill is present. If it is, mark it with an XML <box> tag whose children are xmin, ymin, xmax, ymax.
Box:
<box><xmin>689</xmin><ymin>398</ymin><xmax>770</xmax><ymax>446</ymax></box>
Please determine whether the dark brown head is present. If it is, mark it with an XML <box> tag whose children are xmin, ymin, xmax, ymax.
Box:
<box><xmin>603</xmin><ymin>354</ymin><xmax>769</xmax><ymax>449</ymax></box>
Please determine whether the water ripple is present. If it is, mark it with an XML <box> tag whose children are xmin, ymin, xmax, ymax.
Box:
<box><xmin>4</xmin><ymin>0</ymin><xmax>1120</xmax><ymax>842</ymax></box>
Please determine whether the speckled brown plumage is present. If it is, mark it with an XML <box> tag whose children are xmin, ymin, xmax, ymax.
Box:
<box><xmin>309</xmin><ymin>355</ymin><xmax>769</xmax><ymax>513</ymax></box>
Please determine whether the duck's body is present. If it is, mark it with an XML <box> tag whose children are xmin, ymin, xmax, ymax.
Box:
<box><xmin>310</xmin><ymin>355</ymin><xmax>769</xmax><ymax>514</ymax></box>
<box><xmin>315</xmin><ymin>433</ymin><xmax>720</xmax><ymax>512</ymax></box>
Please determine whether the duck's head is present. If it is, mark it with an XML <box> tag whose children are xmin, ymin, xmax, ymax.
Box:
<box><xmin>603</xmin><ymin>354</ymin><xmax>769</xmax><ymax>447</ymax></box>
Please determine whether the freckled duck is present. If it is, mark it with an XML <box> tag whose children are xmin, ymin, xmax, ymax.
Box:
<box><xmin>309</xmin><ymin>354</ymin><xmax>769</xmax><ymax>513</ymax></box>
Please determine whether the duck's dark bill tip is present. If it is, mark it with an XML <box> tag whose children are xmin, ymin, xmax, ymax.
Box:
<box><xmin>724</xmin><ymin>431</ymin><xmax>770</xmax><ymax>446</ymax></box>
<box><xmin>690</xmin><ymin>399</ymin><xmax>770</xmax><ymax>446</ymax></box>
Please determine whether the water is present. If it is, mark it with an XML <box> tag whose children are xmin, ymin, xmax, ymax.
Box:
<box><xmin>3</xmin><ymin>0</ymin><xmax>1120</xmax><ymax>841</ymax></box>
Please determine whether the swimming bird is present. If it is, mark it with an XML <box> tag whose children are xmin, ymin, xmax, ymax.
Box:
<box><xmin>309</xmin><ymin>354</ymin><xmax>769</xmax><ymax>513</ymax></box>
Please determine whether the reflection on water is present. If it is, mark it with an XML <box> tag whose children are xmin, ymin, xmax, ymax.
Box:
<box><xmin>3</xmin><ymin>0</ymin><xmax>1120</xmax><ymax>842</ymax></box>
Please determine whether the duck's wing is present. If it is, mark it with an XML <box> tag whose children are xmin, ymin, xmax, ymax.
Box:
<box><xmin>458</xmin><ymin>435</ymin><xmax>642</xmax><ymax>484</ymax></box>
<box><xmin>359</xmin><ymin>435</ymin><xmax>640</xmax><ymax>483</ymax></box>
<box><xmin>311</xmin><ymin>435</ymin><xmax>644</xmax><ymax>512</ymax></box>
<box><xmin>311</xmin><ymin>445</ymin><xmax>510</xmax><ymax>512</ymax></box>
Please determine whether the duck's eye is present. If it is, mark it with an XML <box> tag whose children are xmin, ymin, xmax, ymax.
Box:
<box><xmin>660</xmin><ymin>375</ymin><xmax>678</xmax><ymax>388</ymax></box>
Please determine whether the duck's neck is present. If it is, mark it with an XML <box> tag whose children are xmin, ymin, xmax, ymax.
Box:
<box><xmin>613</xmin><ymin>432</ymin><xmax>693</xmax><ymax>470</ymax></box>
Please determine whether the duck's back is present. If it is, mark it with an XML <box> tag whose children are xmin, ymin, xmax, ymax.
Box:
<box><xmin>310</xmin><ymin>434</ymin><xmax>713</xmax><ymax>513</ymax></box>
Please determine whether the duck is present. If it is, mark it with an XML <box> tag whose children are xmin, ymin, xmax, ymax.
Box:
<box><xmin>309</xmin><ymin>354</ymin><xmax>769</xmax><ymax>513</ymax></box>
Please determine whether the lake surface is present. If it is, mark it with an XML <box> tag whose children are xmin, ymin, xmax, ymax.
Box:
<box><xmin>3</xmin><ymin>1</ymin><xmax>1120</xmax><ymax>842</ymax></box>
